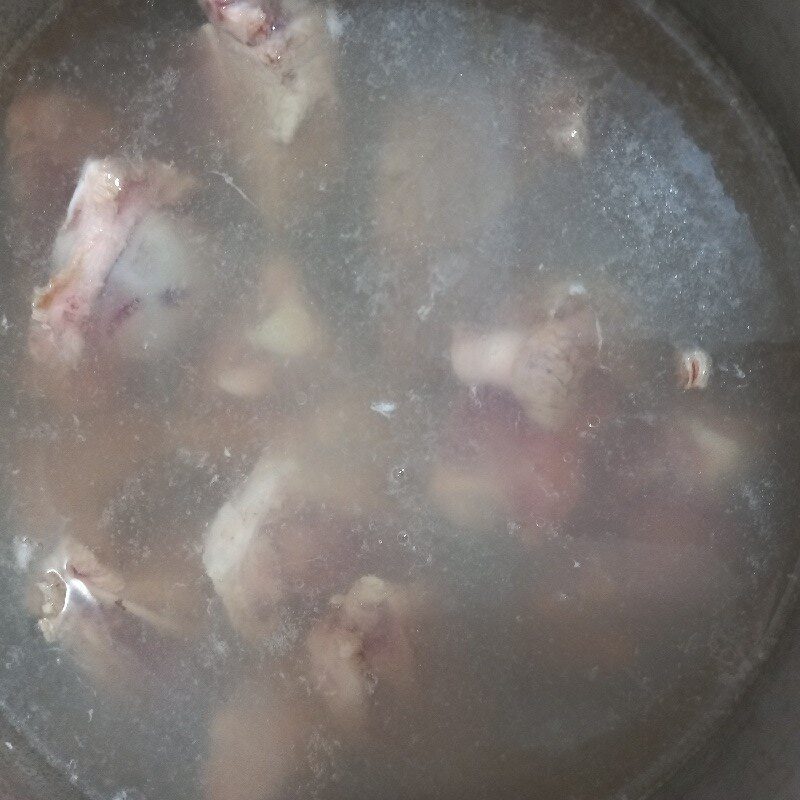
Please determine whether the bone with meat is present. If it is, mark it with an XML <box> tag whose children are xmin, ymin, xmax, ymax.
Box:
<box><xmin>305</xmin><ymin>575</ymin><xmax>418</xmax><ymax>729</ymax></box>
<box><xmin>194</xmin><ymin>0</ymin><xmax>341</xmax><ymax>229</ymax></box>
<box><xmin>29</xmin><ymin>538</ymin><xmax>202</xmax><ymax>689</ymax></box>
<box><xmin>430</xmin><ymin>288</ymin><xmax>608</xmax><ymax>533</ymax></box>
<box><xmin>202</xmin><ymin>457</ymin><xmax>295</xmax><ymax>641</ymax></box>
<box><xmin>450</xmin><ymin>289</ymin><xmax>601</xmax><ymax>433</ymax></box>
<box><xmin>202</xmin><ymin>397</ymin><xmax>396</xmax><ymax>642</ymax></box>
<box><xmin>28</xmin><ymin>157</ymin><xmax>200</xmax><ymax>368</ymax></box>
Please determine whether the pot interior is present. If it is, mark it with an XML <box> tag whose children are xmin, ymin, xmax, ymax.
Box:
<box><xmin>1</xmin><ymin>1</ymin><xmax>800</xmax><ymax>798</ymax></box>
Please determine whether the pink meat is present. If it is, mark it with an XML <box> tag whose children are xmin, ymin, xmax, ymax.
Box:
<box><xmin>430</xmin><ymin>388</ymin><xmax>583</xmax><ymax>535</ymax></box>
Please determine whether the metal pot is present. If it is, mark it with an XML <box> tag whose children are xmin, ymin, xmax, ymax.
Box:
<box><xmin>654</xmin><ymin>2</ymin><xmax>800</xmax><ymax>797</ymax></box>
<box><xmin>1</xmin><ymin>1</ymin><xmax>800</xmax><ymax>798</ymax></box>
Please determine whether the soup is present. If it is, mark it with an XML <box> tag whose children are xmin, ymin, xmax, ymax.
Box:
<box><xmin>2</xmin><ymin>0</ymin><xmax>800</xmax><ymax>798</ymax></box>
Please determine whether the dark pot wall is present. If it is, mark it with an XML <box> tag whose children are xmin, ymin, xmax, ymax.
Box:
<box><xmin>654</xmin><ymin>1</ymin><xmax>800</xmax><ymax>797</ymax></box>
<box><xmin>671</xmin><ymin>0</ymin><xmax>800</xmax><ymax>175</ymax></box>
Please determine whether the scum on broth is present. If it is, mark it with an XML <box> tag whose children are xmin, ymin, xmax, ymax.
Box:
<box><xmin>1</xmin><ymin>1</ymin><xmax>800</xmax><ymax>799</ymax></box>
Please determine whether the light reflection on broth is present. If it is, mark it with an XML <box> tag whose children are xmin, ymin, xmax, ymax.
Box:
<box><xmin>1</xmin><ymin>1</ymin><xmax>800</xmax><ymax>799</ymax></box>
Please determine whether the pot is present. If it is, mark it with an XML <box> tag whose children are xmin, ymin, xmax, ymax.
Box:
<box><xmin>1</xmin><ymin>1</ymin><xmax>800</xmax><ymax>798</ymax></box>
